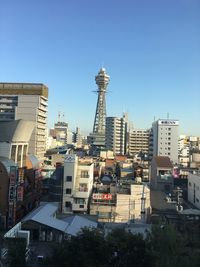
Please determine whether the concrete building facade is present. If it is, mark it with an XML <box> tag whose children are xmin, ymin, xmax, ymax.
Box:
<box><xmin>90</xmin><ymin>183</ymin><xmax>151</xmax><ymax>223</ymax></box>
<box><xmin>152</xmin><ymin>119</ymin><xmax>179</xmax><ymax>163</ymax></box>
<box><xmin>128</xmin><ymin>129</ymin><xmax>150</xmax><ymax>156</ymax></box>
<box><xmin>62</xmin><ymin>155</ymin><xmax>94</xmax><ymax>214</ymax></box>
<box><xmin>188</xmin><ymin>173</ymin><xmax>200</xmax><ymax>209</ymax></box>
<box><xmin>105</xmin><ymin>116</ymin><xmax>126</xmax><ymax>155</ymax></box>
<box><xmin>0</xmin><ymin>83</ymin><xmax>48</xmax><ymax>160</ymax></box>
<box><xmin>0</xmin><ymin>120</ymin><xmax>35</xmax><ymax>167</ymax></box>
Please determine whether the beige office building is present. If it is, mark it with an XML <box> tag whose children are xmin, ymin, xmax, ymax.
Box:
<box><xmin>0</xmin><ymin>83</ymin><xmax>48</xmax><ymax>160</ymax></box>
<box><xmin>128</xmin><ymin>129</ymin><xmax>150</xmax><ymax>156</ymax></box>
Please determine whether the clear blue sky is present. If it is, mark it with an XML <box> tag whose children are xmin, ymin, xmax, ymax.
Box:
<box><xmin>0</xmin><ymin>0</ymin><xmax>200</xmax><ymax>136</ymax></box>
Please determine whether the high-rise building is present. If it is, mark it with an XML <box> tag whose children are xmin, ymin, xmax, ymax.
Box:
<box><xmin>0</xmin><ymin>83</ymin><xmax>48</xmax><ymax>160</ymax></box>
<box><xmin>152</xmin><ymin>119</ymin><xmax>179</xmax><ymax>163</ymax></box>
<box><xmin>89</xmin><ymin>68</ymin><xmax>110</xmax><ymax>148</ymax></box>
<box><xmin>128</xmin><ymin>129</ymin><xmax>150</xmax><ymax>156</ymax></box>
<box><xmin>105</xmin><ymin>116</ymin><xmax>126</xmax><ymax>155</ymax></box>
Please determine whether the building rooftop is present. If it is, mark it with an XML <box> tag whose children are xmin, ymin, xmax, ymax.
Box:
<box><xmin>22</xmin><ymin>202</ymin><xmax>97</xmax><ymax>236</ymax></box>
<box><xmin>150</xmin><ymin>190</ymin><xmax>176</xmax><ymax>211</ymax></box>
<box><xmin>154</xmin><ymin>156</ymin><xmax>173</xmax><ymax>168</ymax></box>
<box><xmin>0</xmin><ymin>82</ymin><xmax>48</xmax><ymax>98</ymax></box>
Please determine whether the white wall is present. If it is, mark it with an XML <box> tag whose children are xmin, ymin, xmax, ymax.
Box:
<box><xmin>188</xmin><ymin>173</ymin><xmax>200</xmax><ymax>209</ymax></box>
<box><xmin>0</xmin><ymin>142</ymin><xmax>11</xmax><ymax>158</ymax></box>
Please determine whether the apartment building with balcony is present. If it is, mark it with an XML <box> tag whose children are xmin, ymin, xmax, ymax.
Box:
<box><xmin>62</xmin><ymin>155</ymin><xmax>94</xmax><ymax>214</ymax></box>
<box><xmin>0</xmin><ymin>83</ymin><xmax>48</xmax><ymax>160</ymax></box>
<box><xmin>128</xmin><ymin>129</ymin><xmax>150</xmax><ymax>156</ymax></box>
<box><xmin>105</xmin><ymin>116</ymin><xmax>126</xmax><ymax>155</ymax></box>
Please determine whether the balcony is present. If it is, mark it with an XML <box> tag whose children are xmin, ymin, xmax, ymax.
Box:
<box><xmin>73</xmin><ymin>189</ymin><xmax>89</xmax><ymax>198</ymax></box>
<box><xmin>38</xmin><ymin>110</ymin><xmax>47</xmax><ymax>118</ymax></box>
<box><xmin>40</xmin><ymin>99</ymin><xmax>48</xmax><ymax>106</ymax></box>
<box><xmin>38</xmin><ymin>105</ymin><xmax>47</xmax><ymax>112</ymax></box>
<box><xmin>72</xmin><ymin>203</ymin><xmax>87</xmax><ymax>211</ymax></box>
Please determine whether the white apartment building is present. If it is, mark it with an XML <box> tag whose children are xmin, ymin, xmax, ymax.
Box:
<box><xmin>0</xmin><ymin>83</ymin><xmax>48</xmax><ymax>160</ymax></box>
<box><xmin>128</xmin><ymin>129</ymin><xmax>150</xmax><ymax>156</ymax></box>
<box><xmin>152</xmin><ymin>119</ymin><xmax>179</xmax><ymax>164</ymax></box>
<box><xmin>188</xmin><ymin>173</ymin><xmax>200</xmax><ymax>209</ymax></box>
<box><xmin>62</xmin><ymin>155</ymin><xmax>94</xmax><ymax>214</ymax></box>
<box><xmin>105</xmin><ymin>116</ymin><xmax>126</xmax><ymax>155</ymax></box>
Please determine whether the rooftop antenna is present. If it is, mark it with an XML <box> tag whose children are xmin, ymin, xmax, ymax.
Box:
<box><xmin>154</xmin><ymin>116</ymin><xmax>156</xmax><ymax>122</ymax></box>
<box><xmin>58</xmin><ymin>111</ymin><xmax>61</xmax><ymax>123</ymax></box>
<box><xmin>63</xmin><ymin>112</ymin><xmax>65</xmax><ymax>122</ymax></box>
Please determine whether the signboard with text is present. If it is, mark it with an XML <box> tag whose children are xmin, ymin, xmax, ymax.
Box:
<box><xmin>92</xmin><ymin>193</ymin><xmax>112</xmax><ymax>200</ymax></box>
<box><xmin>158</xmin><ymin>120</ymin><xmax>179</xmax><ymax>126</ymax></box>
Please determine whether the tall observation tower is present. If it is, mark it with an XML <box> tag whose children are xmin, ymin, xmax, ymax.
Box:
<box><xmin>89</xmin><ymin>68</ymin><xmax>110</xmax><ymax>150</ymax></box>
<box><xmin>93</xmin><ymin>68</ymin><xmax>110</xmax><ymax>133</ymax></box>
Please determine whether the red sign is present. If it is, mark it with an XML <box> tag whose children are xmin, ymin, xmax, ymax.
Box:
<box><xmin>102</xmin><ymin>194</ymin><xmax>112</xmax><ymax>200</ymax></box>
<box><xmin>92</xmin><ymin>193</ymin><xmax>112</xmax><ymax>200</ymax></box>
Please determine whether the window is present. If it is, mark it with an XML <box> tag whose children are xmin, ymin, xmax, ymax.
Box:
<box><xmin>81</xmin><ymin>171</ymin><xmax>89</xmax><ymax>178</ymax></box>
<box><xmin>189</xmin><ymin>182</ymin><xmax>191</xmax><ymax>186</ymax></box>
<box><xmin>168</xmin><ymin>128</ymin><xmax>171</xmax><ymax>130</ymax></box>
<box><xmin>65</xmin><ymin>202</ymin><xmax>71</xmax><ymax>208</ymax></box>
<box><xmin>74</xmin><ymin>198</ymin><xmax>86</xmax><ymax>204</ymax></box>
<box><xmin>66</xmin><ymin>176</ymin><xmax>72</xmax><ymax>182</ymax></box>
<box><xmin>168</xmin><ymin>133</ymin><xmax>171</xmax><ymax>136</ymax></box>
<box><xmin>11</xmin><ymin>145</ymin><xmax>17</xmax><ymax>162</ymax></box>
<box><xmin>17</xmin><ymin>145</ymin><xmax>22</xmax><ymax>163</ymax></box>
<box><xmin>79</xmin><ymin>183</ymin><xmax>88</xmax><ymax>192</ymax></box>
<box><xmin>66</xmin><ymin>188</ymin><xmax>71</xmax><ymax>194</ymax></box>
<box><xmin>168</xmin><ymin>137</ymin><xmax>171</xmax><ymax>140</ymax></box>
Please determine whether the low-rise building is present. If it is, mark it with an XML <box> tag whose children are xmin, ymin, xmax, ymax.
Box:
<box><xmin>150</xmin><ymin>156</ymin><xmax>173</xmax><ymax>192</ymax></box>
<box><xmin>90</xmin><ymin>181</ymin><xmax>151</xmax><ymax>223</ymax></box>
<box><xmin>62</xmin><ymin>155</ymin><xmax>94</xmax><ymax>214</ymax></box>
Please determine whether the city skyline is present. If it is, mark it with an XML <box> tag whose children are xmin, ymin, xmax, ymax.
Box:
<box><xmin>0</xmin><ymin>0</ymin><xmax>200</xmax><ymax>135</ymax></box>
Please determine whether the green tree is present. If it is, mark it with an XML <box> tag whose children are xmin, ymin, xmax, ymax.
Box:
<box><xmin>106</xmin><ymin>228</ymin><xmax>155</xmax><ymax>267</ymax></box>
<box><xmin>147</xmin><ymin>224</ymin><xmax>198</xmax><ymax>267</ymax></box>
<box><xmin>46</xmin><ymin>228</ymin><xmax>109</xmax><ymax>267</ymax></box>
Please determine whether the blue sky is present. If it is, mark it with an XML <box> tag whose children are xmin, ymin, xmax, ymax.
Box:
<box><xmin>0</xmin><ymin>0</ymin><xmax>200</xmax><ymax>135</ymax></box>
